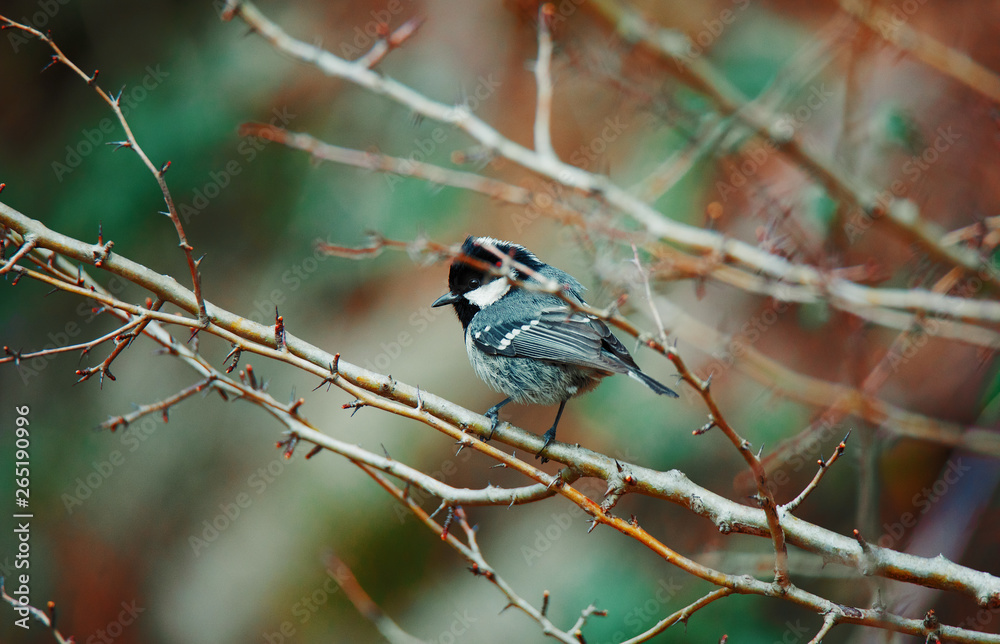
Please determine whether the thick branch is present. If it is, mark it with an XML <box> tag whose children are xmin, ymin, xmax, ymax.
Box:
<box><xmin>3</xmin><ymin>201</ymin><xmax>999</xmax><ymax>611</ymax></box>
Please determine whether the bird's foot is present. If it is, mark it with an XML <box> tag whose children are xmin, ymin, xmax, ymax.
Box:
<box><xmin>534</xmin><ymin>427</ymin><xmax>557</xmax><ymax>464</ymax></box>
<box><xmin>483</xmin><ymin>406</ymin><xmax>504</xmax><ymax>441</ymax></box>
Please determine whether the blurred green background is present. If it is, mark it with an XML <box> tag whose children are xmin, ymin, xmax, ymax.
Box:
<box><xmin>2</xmin><ymin>1</ymin><xmax>999</xmax><ymax>643</ymax></box>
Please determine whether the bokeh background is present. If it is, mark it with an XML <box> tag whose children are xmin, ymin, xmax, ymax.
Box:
<box><xmin>2</xmin><ymin>0</ymin><xmax>1000</xmax><ymax>642</ymax></box>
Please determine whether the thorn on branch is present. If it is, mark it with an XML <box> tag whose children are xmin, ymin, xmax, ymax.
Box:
<box><xmin>3</xmin><ymin>346</ymin><xmax>23</xmax><ymax>364</ymax></box>
<box><xmin>694</xmin><ymin>415</ymin><xmax>717</xmax><ymax>435</ymax></box>
<box><xmin>837</xmin><ymin>429</ymin><xmax>852</xmax><ymax>455</ymax></box>
<box><xmin>276</xmin><ymin>433</ymin><xmax>300</xmax><ymax>459</ymax></box>
<box><xmin>88</xmin><ymin>69</ymin><xmax>99</xmax><ymax>85</ymax></box>
<box><xmin>158</xmin><ymin>160</ymin><xmax>171</xmax><ymax>176</ymax></box>
<box><xmin>40</xmin><ymin>55</ymin><xmax>58</xmax><ymax>73</ymax></box>
<box><xmin>468</xmin><ymin>563</ymin><xmax>494</xmax><ymax>581</ymax></box>
<box><xmin>313</xmin><ymin>354</ymin><xmax>339</xmax><ymax>391</ymax></box>
<box><xmin>541</xmin><ymin>590</ymin><xmax>550</xmax><ymax>617</ymax></box>
<box><xmin>440</xmin><ymin>506</ymin><xmax>455</xmax><ymax>540</ymax></box>
<box><xmin>241</xmin><ymin>364</ymin><xmax>259</xmax><ymax>390</ymax></box>
<box><xmin>305</xmin><ymin>444</ymin><xmax>323</xmax><ymax>459</ymax></box>
<box><xmin>106</xmin><ymin>140</ymin><xmax>132</xmax><ymax>151</ymax></box>
<box><xmin>853</xmin><ymin>529</ymin><xmax>871</xmax><ymax>552</ymax></box>
<box><xmin>224</xmin><ymin>345</ymin><xmax>242</xmax><ymax>373</ymax></box>
<box><xmin>342</xmin><ymin>399</ymin><xmax>367</xmax><ymax>416</ymax></box>
<box><xmin>274</xmin><ymin>307</ymin><xmax>286</xmax><ymax>352</ymax></box>
<box><xmin>92</xmin><ymin>238</ymin><xmax>114</xmax><ymax>267</ymax></box>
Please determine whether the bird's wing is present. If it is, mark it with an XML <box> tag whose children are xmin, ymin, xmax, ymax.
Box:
<box><xmin>469</xmin><ymin>305</ymin><xmax>636</xmax><ymax>373</ymax></box>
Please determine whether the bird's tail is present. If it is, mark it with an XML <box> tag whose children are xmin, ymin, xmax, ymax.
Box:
<box><xmin>628</xmin><ymin>369</ymin><xmax>680</xmax><ymax>398</ymax></box>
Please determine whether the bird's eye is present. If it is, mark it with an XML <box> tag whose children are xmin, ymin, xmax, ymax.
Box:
<box><xmin>468</xmin><ymin>278</ymin><xmax>481</xmax><ymax>289</ymax></box>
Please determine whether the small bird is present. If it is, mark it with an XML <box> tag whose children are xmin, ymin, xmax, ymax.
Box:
<box><xmin>432</xmin><ymin>236</ymin><xmax>678</xmax><ymax>460</ymax></box>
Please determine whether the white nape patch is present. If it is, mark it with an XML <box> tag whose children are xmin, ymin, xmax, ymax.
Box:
<box><xmin>464</xmin><ymin>279</ymin><xmax>510</xmax><ymax>308</ymax></box>
<box><xmin>472</xmin><ymin>236</ymin><xmax>540</xmax><ymax>264</ymax></box>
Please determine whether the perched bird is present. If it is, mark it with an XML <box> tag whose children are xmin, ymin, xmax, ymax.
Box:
<box><xmin>432</xmin><ymin>236</ymin><xmax>678</xmax><ymax>460</ymax></box>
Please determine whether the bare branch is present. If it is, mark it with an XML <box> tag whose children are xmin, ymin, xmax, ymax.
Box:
<box><xmin>533</xmin><ymin>3</ymin><xmax>558</xmax><ymax>162</ymax></box>
<box><xmin>0</xmin><ymin>15</ymin><xmax>210</xmax><ymax>323</ymax></box>
<box><xmin>323</xmin><ymin>553</ymin><xmax>424</xmax><ymax>644</ymax></box>
<box><xmin>784</xmin><ymin>431</ymin><xmax>851</xmax><ymax>514</ymax></box>
<box><xmin>622</xmin><ymin>588</ymin><xmax>735</xmax><ymax>644</ymax></box>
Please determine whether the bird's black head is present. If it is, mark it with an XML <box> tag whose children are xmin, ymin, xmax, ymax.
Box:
<box><xmin>431</xmin><ymin>236</ymin><xmax>544</xmax><ymax>328</ymax></box>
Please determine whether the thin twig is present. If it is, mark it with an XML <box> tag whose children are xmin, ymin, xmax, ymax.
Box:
<box><xmin>533</xmin><ymin>3</ymin><xmax>558</xmax><ymax>162</ymax></box>
<box><xmin>100</xmin><ymin>376</ymin><xmax>218</xmax><ymax>431</ymax></box>
<box><xmin>323</xmin><ymin>553</ymin><xmax>424</xmax><ymax>644</ymax></box>
<box><xmin>223</xmin><ymin>3</ymin><xmax>1000</xmax><ymax>331</ymax></box>
<box><xmin>586</xmin><ymin>0</ymin><xmax>1000</xmax><ymax>290</ymax></box>
<box><xmin>838</xmin><ymin>0</ymin><xmax>1000</xmax><ymax>104</ymax></box>
<box><xmin>784</xmin><ymin>431</ymin><xmax>851</xmax><ymax>513</ymax></box>
<box><xmin>4</xmin><ymin>159</ymin><xmax>1000</xmax><ymax>642</ymax></box>
<box><xmin>1</xmin><ymin>580</ymin><xmax>71</xmax><ymax>644</ymax></box>
<box><xmin>0</xmin><ymin>15</ymin><xmax>211</xmax><ymax>324</ymax></box>
<box><xmin>808</xmin><ymin>611</ymin><xmax>840</xmax><ymax>644</ymax></box>
<box><xmin>240</xmin><ymin>123</ymin><xmax>533</xmax><ymax>205</ymax></box>
<box><xmin>621</xmin><ymin>588</ymin><xmax>734</xmax><ymax>644</ymax></box>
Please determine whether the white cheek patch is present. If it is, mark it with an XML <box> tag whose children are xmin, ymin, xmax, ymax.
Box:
<box><xmin>464</xmin><ymin>279</ymin><xmax>510</xmax><ymax>308</ymax></box>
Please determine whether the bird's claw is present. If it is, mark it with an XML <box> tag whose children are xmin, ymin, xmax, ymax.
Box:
<box><xmin>484</xmin><ymin>411</ymin><xmax>501</xmax><ymax>441</ymax></box>
<box><xmin>535</xmin><ymin>427</ymin><xmax>557</xmax><ymax>464</ymax></box>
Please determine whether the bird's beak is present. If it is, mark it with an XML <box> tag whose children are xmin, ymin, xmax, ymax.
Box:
<box><xmin>432</xmin><ymin>291</ymin><xmax>462</xmax><ymax>307</ymax></box>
